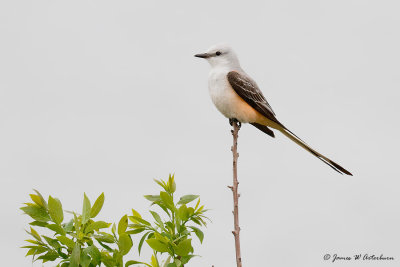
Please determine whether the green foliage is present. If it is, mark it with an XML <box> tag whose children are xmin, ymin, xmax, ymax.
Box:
<box><xmin>21</xmin><ymin>175</ymin><xmax>209</xmax><ymax>267</ymax></box>
<box><xmin>131</xmin><ymin>174</ymin><xmax>209</xmax><ymax>267</ymax></box>
<box><xmin>21</xmin><ymin>191</ymin><xmax>142</xmax><ymax>267</ymax></box>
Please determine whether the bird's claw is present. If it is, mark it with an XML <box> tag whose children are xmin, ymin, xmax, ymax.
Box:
<box><xmin>229</xmin><ymin>118</ymin><xmax>241</xmax><ymax>129</ymax></box>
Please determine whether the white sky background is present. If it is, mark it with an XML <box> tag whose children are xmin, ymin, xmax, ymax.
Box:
<box><xmin>1</xmin><ymin>1</ymin><xmax>400</xmax><ymax>266</ymax></box>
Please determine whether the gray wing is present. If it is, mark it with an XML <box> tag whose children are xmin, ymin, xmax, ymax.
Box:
<box><xmin>227</xmin><ymin>71</ymin><xmax>279</xmax><ymax>124</ymax></box>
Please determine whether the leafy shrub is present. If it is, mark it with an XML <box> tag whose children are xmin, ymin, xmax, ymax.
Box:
<box><xmin>21</xmin><ymin>175</ymin><xmax>208</xmax><ymax>267</ymax></box>
<box><xmin>130</xmin><ymin>176</ymin><xmax>209</xmax><ymax>266</ymax></box>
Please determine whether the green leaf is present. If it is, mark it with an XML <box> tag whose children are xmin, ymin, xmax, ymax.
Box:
<box><xmin>33</xmin><ymin>189</ymin><xmax>48</xmax><ymax>209</ymax></box>
<box><xmin>131</xmin><ymin>209</ymin><xmax>142</xmax><ymax>218</ymax></box>
<box><xmin>191</xmin><ymin>217</ymin><xmax>201</xmax><ymax>226</ymax></box>
<box><xmin>98</xmin><ymin>241</ymin><xmax>113</xmax><ymax>252</ymax></box>
<box><xmin>144</xmin><ymin>195</ymin><xmax>161</xmax><ymax>202</ymax></box>
<box><xmin>115</xmin><ymin>251</ymin><xmax>123</xmax><ymax>266</ymax></box>
<box><xmin>177</xmin><ymin>195</ymin><xmax>199</xmax><ymax>205</ymax></box>
<box><xmin>94</xmin><ymin>233</ymin><xmax>115</xmax><ymax>243</ymax></box>
<box><xmin>29</xmin><ymin>221</ymin><xmax>48</xmax><ymax>227</ymax></box>
<box><xmin>168</xmin><ymin>174</ymin><xmax>176</xmax><ymax>193</ymax></box>
<box><xmin>197</xmin><ymin>205</ymin><xmax>205</xmax><ymax>213</ymax></box>
<box><xmin>194</xmin><ymin>198</ymin><xmax>201</xmax><ymax>210</ymax></box>
<box><xmin>174</xmin><ymin>259</ymin><xmax>181</xmax><ymax>266</ymax></box>
<box><xmin>48</xmin><ymin>196</ymin><xmax>63</xmax><ymax>225</ymax></box>
<box><xmin>151</xmin><ymin>254</ymin><xmax>159</xmax><ymax>267</ymax></box>
<box><xmin>22</xmin><ymin>245</ymin><xmax>47</xmax><ymax>256</ymax></box>
<box><xmin>30</xmin><ymin>194</ymin><xmax>45</xmax><ymax>208</ymax></box>
<box><xmin>63</xmin><ymin>219</ymin><xmax>74</xmax><ymax>232</ymax></box>
<box><xmin>138</xmin><ymin>232</ymin><xmax>150</xmax><ymax>255</ymax></box>
<box><xmin>187</xmin><ymin>207</ymin><xmax>194</xmax><ymax>216</ymax></box>
<box><xmin>118</xmin><ymin>214</ymin><xmax>128</xmax><ymax>235</ymax></box>
<box><xmin>73</xmin><ymin>212</ymin><xmax>80</xmax><ymax>231</ymax></box>
<box><xmin>43</xmin><ymin>236</ymin><xmax>61</xmax><ymax>249</ymax></box>
<box><xmin>180</xmin><ymin>255</ymin><xmax>196</xmax><ymax>264</ymax></box>
<box><xmin>69</xmin><ymin>243</ymin><xmax>81</xmax><ymax>267</ymax></box>
<box><xmin>118</xmin><ymin>233</ymin><xmax>133</xmax><ymax>255</ymax></box>
<box><xmin>82</xmin><ymin>193</ymin><xmax>91</xmax><ymax>225</ymax></box>
<box><xmin>129</xmin><ymin>223</ymin><xmax>145</xmax><ymax>229</ymax></box>
<box><xmin>84</xmin><ymin>221</ymin><xmax>111</xmax><ymax>233</ymax></box>
<box><xmin>21</xmin><ymin>245</ymin><xmax>38</xmax><ymax>249</ymax></box>
<box><xmin>160</xmin><ymin>192</ymin><xmax>174</xmax><ymax>209</ymax></box>
<box><xmin>155</xmin><ymin>202</ymin><xmax>171</xmax><ymax>217</ymax></box>
<box><xmin>165</xmin><ymin>222</ymin><xmax>174</xmax><ymax>233</ymax></box>
<box><xmin>80</xmin><ymin>250</ymin><xmax>91</xmax><ymax>267</ymax></box>
<box><xmin>56</xmin><ymin>236</ymin><xmax>75</xmax><ymax>249</ymax></box>
<box><xmin>126</xmin><ymin>260</ymin><xmax>152</xmax><ymax>267</ymax></box>
<box><xmin>188</xmin><ymin>226</ymin><xmax>204</xmax><ymax>243</ymax></box>
<box><xmin>101</xmin><ymin>252</ymin><xmax>115</xmax><ymax>267</ymax></box>
<box><xmin>83</xmin><ymin>245</ymin><xmax>101</xmax><ymax>266</ymax></box>
<box><xmin>175</xmin><ymin>239</ymin><xmax>192</xmax><ymax>256</ymax></box>
<box><xmin>29</xmin><ymin>227</ymin><xmax>42</xmax><ymax>241</ymax></box>
<box><xmin>146</xmin><ymin>238</ymin><xmax>169</xmax><ymax>253</ymax></box>
<box><xmin>166</xmin><ymin>264</ymin><xmax>177</xmax><ymax>267</ymax></box>
<box><xmin>126</xmin><ymin>228</ymin><xmax>146</xmax><ymax>235</ymax></box>
<box><xmin>150</xmin><ymin>211</ymin><xmax>163</xmax><ymax>226</ymax></box>
<box><xmin>46</xmin><ymin>223</ymin><xmax>66</xmax><ymax>236</ymax></box>
<box><xmin>90</xmin><ymin>192</ymin><xmax>104</xmax><ymax>218</ymax></box>
<box><xmin>37</xmin><ymin>251</ymin><xmax>59</xmax><ymax>262</ymax></box>
<box><xmin>154</xmin><ymin>232</ymin><xmax>169</xmax><ymax>243</ymax></box>
<box><xmin>154</xmin><ymin>179</ymin><xmax>168</xmax><ymax>191</ymax></box>
<box><xmin>21</xmin><ymin>205</ymin><xmax>50</xmax><ymax>222</ymax></box>
<box><xmin>111</xmin><ymin>223</ymin><xmax>116</xmax><ymax>235</ymax></box>
<box><xmin>128</xmin><ymin>216</ymin><xmax>151</xmax><ymax>226</ymax></box>
<box><xmin>177</xmin><ymin>205</ymin><xmax>189</xmax><ymax>221</ymax></box>
<box><xmin>24</xmin><ymin>239</ymin><xmax>39</xmax><ymax>245</ymax></box>
<box><xmin>25</xmin><ymin>248</ymin><xmax>36</xmax><ymax>256</ymax></box>
<box><xmin>197</xmin><ymin>215</ymin><xmax>208</xmax><ymax>226</ymax></box>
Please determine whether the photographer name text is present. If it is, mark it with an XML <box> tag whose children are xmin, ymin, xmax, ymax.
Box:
<box><xmin>324</xmin><ymin>253</ymin><xmax>394</xmax><ymax>263</ymax></box>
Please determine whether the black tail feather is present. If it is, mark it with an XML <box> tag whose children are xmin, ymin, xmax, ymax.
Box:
<box><xmin>279</xmin><ymin>126</ymin><xmax>353</xmax><ymax>176</ymax></box>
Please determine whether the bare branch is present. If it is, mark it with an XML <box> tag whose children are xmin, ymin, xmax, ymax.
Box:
<box><xmin>230</xmin><ymin>120</ymin><xmax>242</xmax><ymax>267</ymax></box>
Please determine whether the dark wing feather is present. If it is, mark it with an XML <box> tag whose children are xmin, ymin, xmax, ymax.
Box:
<box><xmin>227</xmin><ymin>71</ymin><xmax>280</xmax><ymax>124</ymax></box>
<box><xmin>251</xmin><ymin>123</ymin><xmax>275</xmax><ymax>138</ymax></box>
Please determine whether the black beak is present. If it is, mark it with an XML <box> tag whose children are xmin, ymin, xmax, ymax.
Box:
<box><xmin>194</xmin><ymin>53</ymin><xmax>211</xmax><ymax>58</ymax></box>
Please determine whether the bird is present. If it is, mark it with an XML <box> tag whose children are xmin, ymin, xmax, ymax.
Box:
<box><xmin>195</xmin><ymin>43</ymin><xmax>352</xmax><ymax>175</ymax></box>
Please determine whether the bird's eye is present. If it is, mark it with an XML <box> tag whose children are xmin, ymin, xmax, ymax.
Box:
<box><xmin>216</xmin><ymin>51</ymin><xmax>221</xmax><ymax>56</ymax></box>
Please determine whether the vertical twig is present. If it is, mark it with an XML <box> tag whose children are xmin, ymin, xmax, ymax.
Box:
<box><xmin>230</xmin><ymin>120</ymin><xmax>242</xmax><ymax>267</ymax></box>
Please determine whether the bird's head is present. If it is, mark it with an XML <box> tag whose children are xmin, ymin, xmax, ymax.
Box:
<box><xmin>195</xmin><ymin>43</ymin><xmax>240</xmax><ymax>68</ymax></box>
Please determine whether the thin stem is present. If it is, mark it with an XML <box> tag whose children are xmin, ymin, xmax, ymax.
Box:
<box><xmin>177</xmin><ymin>255</ymin><xmax>184</xmax><ymax>267</ymax></box>
<box><xmin>230</xmin><ymin>120</ymin><xmax>242</xmax><ymax>267</ymax></box>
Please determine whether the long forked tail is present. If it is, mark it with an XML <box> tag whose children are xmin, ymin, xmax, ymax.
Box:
<box><xmin>278</xmin><ymin>126</ymin><xmax>352</xmax><ymax>175</ymax></box>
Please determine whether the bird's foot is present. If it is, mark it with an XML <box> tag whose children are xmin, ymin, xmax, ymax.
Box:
<box><xmin>229</xmin><ymin>118</ymin><xmax>241</xmax><ymax>129</ymax></box>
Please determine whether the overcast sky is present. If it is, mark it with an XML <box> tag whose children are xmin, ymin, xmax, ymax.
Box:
<box><xmin>1</xmin><ymin>1</ymin><xmax>400</xmax><ymax>266</ymax></box>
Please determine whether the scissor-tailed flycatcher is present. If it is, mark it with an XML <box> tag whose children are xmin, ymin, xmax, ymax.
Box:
<box><xmin>195</xmin><ymin>43</ymin><xmax>352</xmax><ymax>175</ymax></box>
